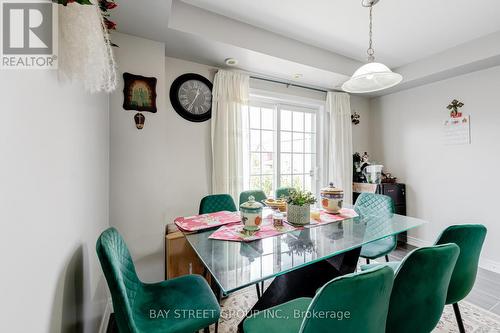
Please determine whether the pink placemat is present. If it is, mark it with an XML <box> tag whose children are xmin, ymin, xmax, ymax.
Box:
<box><xmin>209</xmin><ymin>218</ymin><xmax>297</xmax><ymax>242</ymax></box>
<box><xmin>287</xmin><ymin>208</ymin><xmax>358</xmax><ymax>228</ymax></box>
<box><xmin>174</xmin><ymin>211</ymin><xmax>241</xmax><ymax>232</ymax></box>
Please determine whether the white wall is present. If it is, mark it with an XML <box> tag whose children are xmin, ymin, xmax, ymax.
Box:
<box><xmin>0</xmin><ymin>71</ymin><xmax>110</xmax><ymax>332</ymax></box>
<box><xmin>370</xmin><ymin>65</ymin><xmax>500</xmax><ymax>272</ymax></box>
<box><xmin>108</xmin><ymin>34</ymin><xmax>373</xmax><ymax>282</ymax></box>
<box><xmin>109</xmin><ymin>33</ymin><xmax>214</xmax><ymax>282</ymax></box>
<box><xmin>351</xmin><ymin>95</ymin><xmax>372</xmax><ymax>154</ymax></box>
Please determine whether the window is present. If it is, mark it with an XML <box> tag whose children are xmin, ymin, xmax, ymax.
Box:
<box><xmin>243</xmin><ymin>100</ymin><xmax>319</xmax><ymax>198</ymax></box>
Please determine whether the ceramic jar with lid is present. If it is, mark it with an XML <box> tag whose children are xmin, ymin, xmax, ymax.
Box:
<box><xmin>240</xmin><ymin>195</ymin><xmax>263</xmax><ymax>231</ymax></box>
<box><xmin>320</xmin><ymin>182</ymin><xmax>344</xmax><ymax>214</ymax></box>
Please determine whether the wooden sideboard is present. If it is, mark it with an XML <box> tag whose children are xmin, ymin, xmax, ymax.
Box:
<box><xmin>164</xmin><ymin>227</ymin><xmax>210</xmax><ymax>282</ymax></box>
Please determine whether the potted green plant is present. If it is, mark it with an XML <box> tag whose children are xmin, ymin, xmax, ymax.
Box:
<box><xmin>286</xmin><ymin>189</ymin><xmax>317</xmax><ymax>225</ymax></box>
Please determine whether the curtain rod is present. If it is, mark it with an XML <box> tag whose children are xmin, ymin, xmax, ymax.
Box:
<box><xmin>249</xmin><ymin>76</ymin><xmax>331</xmax><ymax>94</ymax></box>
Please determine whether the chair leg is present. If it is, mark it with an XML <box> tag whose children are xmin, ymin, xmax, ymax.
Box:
<box><xmin>366</xmin><ymin>258</ymin><xmax>370</xmax><ymax>264</ymax></box>
<box><xmin>453</xmin><ymin>303</ymin><xmax>466</xmax><ymax>333</ymax></box>
<box><xmin>261</xmin><ymin>281</ymin><xmax>265</xmax><ymax>293</ymax></box>
<box><xmin>255</xmin><ymin>283</ymin><xmax>261</xmax><ymax>298</ymax></box>
<box><xmin>215</xmin><ymin>321</ymin><xmax>219</xmax><ymax>333</ymax></box>
<box><xmin>385</xmin><ymin>255</ymin><xmax>390</xmax><ymax>262</ymax></box>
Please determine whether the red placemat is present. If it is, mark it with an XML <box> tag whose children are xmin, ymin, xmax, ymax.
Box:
<box><xmin>209</xmin><ymin>217</ymin><xmax>297</xmax><ymax>242</ymax></box>
<box><xmin>174</xmin><ymin>211</ymin><xmax>241</xmax><ymax>232</ymax></box>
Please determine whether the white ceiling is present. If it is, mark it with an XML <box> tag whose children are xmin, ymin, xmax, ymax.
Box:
<box><xmin>112</xmin><ymin>0</ymin><xmax>500</xmax><ymax>94</ymax></box>
<box><xmin>182</xmin><ymin>0</ymin><xmax>500</xmax><ymax>68</ymax></box>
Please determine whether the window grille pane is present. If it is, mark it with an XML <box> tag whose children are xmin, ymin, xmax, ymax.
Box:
<box><xmin>261</xmin><ymin>108</ymin><xmax>274</xmax><ymax>130</ymax></box>
<box><xmin>293</xmin><ymin>111</ymin><xmax>304</xmax><ymax>132</ymax></box>
<box><xmin>250</xmin><ymin>129</ymin><xmax>261</xmax><ymax>151</ymax></box>
<box><xmin>261</xmin><ymin>130</ymin><xmax>274</xmax><ymax>152</ymax></box>
<box><xmin>304</xmin><ymin>176</ymin><xmax>312</xmax><ymax>192</ymax></box>
<box><xmin>261</xmin><ymin>175</ymin><xmax>273</xmax><ymax>197</ymax></box>
<box><xmin>304</xmin><ymin>154</ymin><xmax>312</xmax><ymax>175</ymax></box>
<box><xmin>250</xmin><ymin>176</ymin><xmax>261</xmax><ymax>190</ymax></box>
<box><xmin>262</xmin><ymin>152</ymin><xmax>274</xmax><ymax>174</ymax></box>
<box><xmin>250</xmin><ymin>107</ymin><xmax>261</xmax><ymax>128</ymax></box>
<box><xmin>280</xmin><ymin>131</ymin><xmax>292</xmax><ymax>152</ymax></box>
<box><xmin>250</xmin><ymin>153</ymin><xmax>261</xmax><ymax>174</ymax></box>
<box><xmin>304</xmin><ymin>133</ymin><xmax>313</xmax><ymax>153</ymax></box>
<box><xmin>281</xmin><ymin>110</ymin><xmax>292</xmax><ymax>131</ymax></box>
<box><xmin>292</xmin><ymin>132</ymin><xmax>304</xmax><ymax>153</ymax></box>
<box><xmin>293</xmin><ymin>175</ymin><xmax>303</xmax><ymax>190</ymax></box>
<box><xmin>293</xmin><ymin>153</ymin><xmax>304</xmax><ymax>173</ymax></box>
<box><xmin>304</xmin><ymin>113</ymin><xmax>312</xmax><ymax>132</ymax></box>
<box><xmin>280</xmin><ymin>153</ymin><xmax>291</xmax><ymax>174</ymax></box>
<box><xmin>280</xmin><ymin>175</ymin><xmax>292</xmax><ymax>188</ymax></box>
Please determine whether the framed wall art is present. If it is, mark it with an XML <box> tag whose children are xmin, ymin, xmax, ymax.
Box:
<box><xmin>123</xmin><ymin>72</ymin><xmax>157</xmax><ymax>113</ymax></box>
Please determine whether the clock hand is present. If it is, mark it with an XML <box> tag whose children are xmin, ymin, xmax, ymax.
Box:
<box><xmin>188</xmin><ymin>89</ymin><xmax>200</xmax><ymax>111</ymax></box>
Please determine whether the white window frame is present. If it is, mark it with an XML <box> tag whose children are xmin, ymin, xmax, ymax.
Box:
<box><xmin>244</xmin><ymin>90</ymin><xmax>325</xmax><ymax>197</ymax></box>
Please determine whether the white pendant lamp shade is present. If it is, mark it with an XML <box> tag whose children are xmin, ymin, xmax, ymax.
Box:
<box><xmin>342</xmin><ymin>0</ymin><xmax>402</xmax><ymax>94</ymax></box>
<box><xmin>342</xmin><ymin>62</ymin><xmax>403</xmax><ymax>93</ymax></box>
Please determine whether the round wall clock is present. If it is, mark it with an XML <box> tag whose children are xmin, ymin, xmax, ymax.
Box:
<box><xmin>169</xmin><ymin>73</ymin><xmax>213</xmax><ymax>122</ymax></box>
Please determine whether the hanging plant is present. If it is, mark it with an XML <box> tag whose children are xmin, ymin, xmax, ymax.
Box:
<box><xmin>98</xmin><ymin>0</ymin><xmax>118</xmax><ymax>46</ymax></box>
<box><xmin>53</xmin><ymin>0</ymin><xmax>93</xmax><ymax>5</ymax></box>
<box><xmin>54</xmin><ymin>0</ymin><xmax>118</xmax><ymax>40</ymax></box>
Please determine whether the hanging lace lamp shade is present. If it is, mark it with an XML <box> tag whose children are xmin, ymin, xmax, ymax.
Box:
<box><xmin>58</xmin><ymin>2</ymin><xmax>117</xmax><ymax>93</ymax></box>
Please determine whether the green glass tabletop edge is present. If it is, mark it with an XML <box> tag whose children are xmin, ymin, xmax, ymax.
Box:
<box><xmin>183</xmin><ymin>214</ymin><xmax>427</xmax><ymax>295</ymax></box>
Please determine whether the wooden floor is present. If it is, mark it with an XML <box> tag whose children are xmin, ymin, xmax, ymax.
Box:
<box><xmin>389</xmin><ymin>243</ymin><xmax>500</xmax><ymax>316</ymax></box>
<box><xmin>107</xmin><ymin>244</ymin><xmax>500</xmax><ymax>332</ymax></box>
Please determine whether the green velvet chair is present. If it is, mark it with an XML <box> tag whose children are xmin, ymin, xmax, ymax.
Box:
<box><xmin>96</xmin><ymin>228</ymin><xmax>220</xmax><ymax>333</ymax></box>
<box><xmin>362</xmin><ymin>244</ymin><xmax>460</xmax><ymax>333</ymax></box>
<box><xmin>355</xmin><ymin>193</ymin><xmax>397</xmax><ymax>264</ymax></box>
<box><xmin>435</xmin><ymin>225</ymin><xmax>487</xmax><ymax>333</ymax></box>
<box><xmin>243</xmin><ymin>266</ymin><xmax>394</xmax><ymax>333</ymax></box>
<box><xmin>199</xmin><ymin>194</ymin><xmax>237</xmax><ymax>214</ymax></box>
<box><xmin>275</xmin><ymin>187</ymin><xmax>295</xmax><ymax>199</ymax></box>
<box><xmin>239</xmin><ymin>190</ymin><xmax>267</xmax><ymax>205</ymax></box>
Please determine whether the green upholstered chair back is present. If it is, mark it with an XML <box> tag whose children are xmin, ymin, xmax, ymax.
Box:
<box><xmin>300</xmin><ymin>266</ymin><xmax>394</xmax><ymax>333</ymax></box>
<box><xmin>355</xmin><ymin>193</ymin><xmax>397</xmax><ymax>257</ymax></box>
<box><xmin>239</xmin><ymin>190</ymin><xmax>267</xmax><ymax>205</ymax></box>
<box><xmin>275</xmin><ymin>187</ymin><xmax>295</xmax><ymax>199</ymax></box>
<box><xmin>435</xmin><ymin>224</ymin><xmax>487</xmax><ymax>304</ymax></box>
<box><xmin>96</xmin><ymin>228</ymin><xmax>141</xmax><ymax>333</ymax></box>
<box><xmin>386</xmin><ymin>244</ymin><xmax>460</xmax><ymax>333</ymax></box>
<box><xmin>354</xmin><ymin>193</ymin><xmax>395</xmax><ymax>216</ymax></box>
<box><xmin>199</xmin><ymin>194</ymin><xmax>237</xmax><ymax>214</ymax></box>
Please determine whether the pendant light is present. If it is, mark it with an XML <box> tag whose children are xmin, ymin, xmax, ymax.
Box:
<box><xmin>342</xmin><ymin>0</ymin><xmax>402</xmax><ymax>94</ymax></box>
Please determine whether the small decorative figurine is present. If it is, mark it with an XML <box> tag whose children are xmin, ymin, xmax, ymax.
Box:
<box><xmin>351</xmin><ymin>111</ymin><xmax>361</xmax><ymax>125</ymax></box>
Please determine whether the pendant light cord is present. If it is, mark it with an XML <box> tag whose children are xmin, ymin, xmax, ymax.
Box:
<box><xmin>367</xmin><ymin>4</ymin><xmax>375</xmax><ymax>62</ymax></box>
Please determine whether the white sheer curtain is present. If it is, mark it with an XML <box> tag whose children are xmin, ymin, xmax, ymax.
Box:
<box><xmin>211</xmin><ymin>70</ymin><xmax>250</xmax><ymax>201</ymax></box>
<box><xmin>326</xmin><ymin>92</ymin><xmax>353</xmax><ymax>204</ymax></box>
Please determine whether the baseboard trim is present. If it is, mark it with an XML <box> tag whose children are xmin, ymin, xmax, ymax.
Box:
<box><xmin>406</xmin><ymin>236</ymin><xmax>500</xmax><ymax>275</ymax></box>
<box><xmin>406</xmin><ymin>236</ymin><xmax>432</xmax><ymax>248</ymax></box>
<box><xmin>479</xmin><ymin>258</ymin><xmax>500</xmax><ymax>275</ymax></box>
<box><xmin>99</xmin><ymin>298</ymin><xmax>113</xmax><ymax>333</ymax></box>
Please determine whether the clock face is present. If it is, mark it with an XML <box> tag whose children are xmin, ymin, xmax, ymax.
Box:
<box><xmin>170</xmin><ymin>73</ymin><xmax>213</xmax><ymax>122</ymax></box>
<box><xmin>178</xmin><ymin>80</ymin><xmax>212</xmax><ymax>115</ymax></box>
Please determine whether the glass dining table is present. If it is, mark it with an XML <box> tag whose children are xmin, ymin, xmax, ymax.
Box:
<box><xmin>183</xmin><ymin>207</ymin><xmax>427</xmax><ymax>314</ymax></box>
